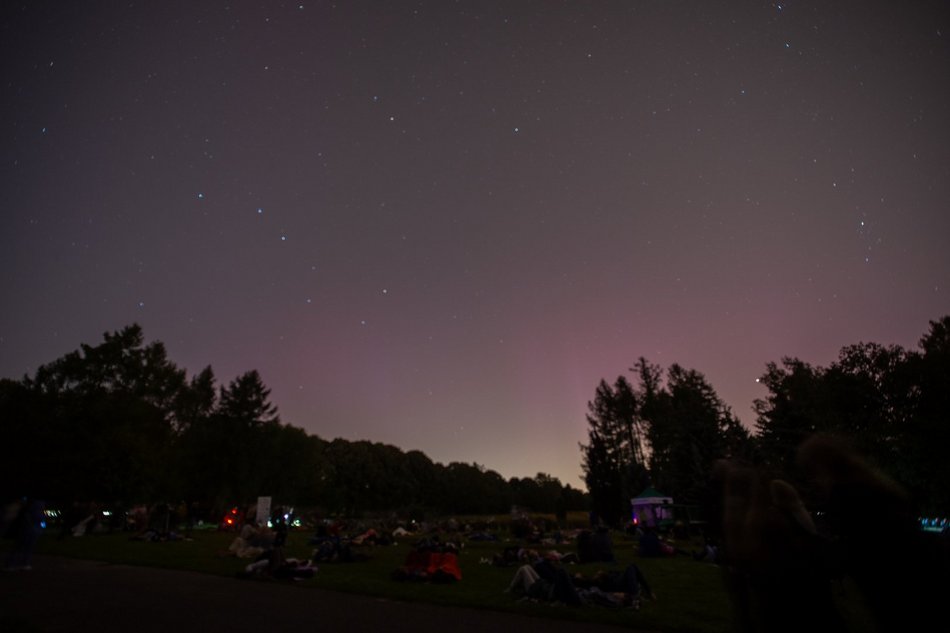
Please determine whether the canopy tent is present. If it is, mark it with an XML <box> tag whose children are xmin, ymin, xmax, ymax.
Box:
<box><xmin>631</xmin><ymin>487</ymin><xmax>674</xmax><ymax>527</ymax></box>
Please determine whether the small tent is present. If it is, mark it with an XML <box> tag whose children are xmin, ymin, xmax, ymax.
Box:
<box><xmin>631</xmin><ymin>487</ymin><xmax>674</xmax><ymax>528</ymax></box>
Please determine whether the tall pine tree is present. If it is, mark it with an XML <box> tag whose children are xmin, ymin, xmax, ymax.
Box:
<box><xmin>580</xmin><ymin>376</ymin><xmax>649</xmax><ymax>525</ymax></box>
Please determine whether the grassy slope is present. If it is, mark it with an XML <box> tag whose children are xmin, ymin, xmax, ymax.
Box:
<box><xmin>24</xmin><ymin>529</ymin><xmax>734</xmax><ymax>633</ymax></box>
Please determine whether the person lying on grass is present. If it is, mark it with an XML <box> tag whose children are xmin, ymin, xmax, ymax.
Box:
<box><xmin>506</xmin><ymin>558</ymin><xmax>655</xmax><ymax>609</ymax></box>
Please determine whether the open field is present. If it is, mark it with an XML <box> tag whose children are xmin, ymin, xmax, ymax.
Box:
<box><xmin>10</xmin><ymin>527</ymin><xmax>735</xmax><ymax>633</ymax></box>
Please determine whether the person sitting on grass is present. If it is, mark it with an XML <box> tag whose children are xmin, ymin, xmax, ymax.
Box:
<box><xmin>221</xmin><ymin>521</ymin><xmax>273</xmax><ymax>558</ymax></box>
<box><xmin>637</xmin><ymin>526</ymin><xmax>689</xmax><ymax>557</ymax></box>
<box><xmin>505</xmin><ymin>557</ymin><xmax>582</xmax><ymax>605</ymax></box>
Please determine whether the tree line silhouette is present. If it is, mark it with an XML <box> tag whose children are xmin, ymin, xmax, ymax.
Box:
<box><xmin>581</xmin><ymin>316</ymin><xmax>950</xmax><ymax>525</ymax></box>
<box><xmin>0</xmin><ymin>324</ymin><xmax>587</xmax><ymax>518</ymax></box>
<box><xmin>5</xmin><ymin>317</ymin><xmax>947</xmax><ymax>525</ymax></box>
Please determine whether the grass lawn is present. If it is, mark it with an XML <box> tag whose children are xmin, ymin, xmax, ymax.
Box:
<box><xmin>18</xmin><ymin>527</ymin><xmax>735</xmax><ymax>633</ymax></box>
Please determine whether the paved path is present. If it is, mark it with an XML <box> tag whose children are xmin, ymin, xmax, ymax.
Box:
<box><xmin>1</xmin><ymin>556</ymin><xmax>648</xmax><ymax>633</ymax></box>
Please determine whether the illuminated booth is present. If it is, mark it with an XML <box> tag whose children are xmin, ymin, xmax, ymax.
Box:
<box><xmin>631</xmin><ymin>487</ymin><xmax>674</xmax><ymax>528</ymax></box>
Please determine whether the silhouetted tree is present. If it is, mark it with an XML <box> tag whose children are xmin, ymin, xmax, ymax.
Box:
<box><xmin>174</xmin><ymin>365</ymin><xmax>217</xmax><ymax>432</ymax></box>
<box><xmin>639</xmin><ymin>361</ymin><xmax>751</xmax><ymax>503</ymax></box>
<box><xmin>823</xmin><ymin>342</ymin><xmax>917</xmax><ymax>477</ymax></box>
<box><xmin>405</xmin><ymin>449</ymin><xmax>440</xmax><ymax>509</ymax></box>
<box><xmin>218</xmin><ymin>370</ymin><xmax>279</xmax><ymax>427</ymax></box>
<box><xmin>753</xmin><ymin>358</ymin><xmax>829</xmax><ymax>475</ymax></box>
<box><xmin>895</xmin><ymin>317</ymin><xmax>950</xmax><ymax>513</ymax></box>
<box><xmin>7</xmin><ymin>324</ymin><xmax>184</xmax><ymax>503</ymax></box>
<box><xmin>580</xmin><ymin>377</ymin><xmax>649</xmax><ymax>525</ymax></box>
<box><xmin>441</xmin><ymin>462</ymin><xmax>510</xmax><ymax>514</ymax></box>
<box><xmin>582</xmin><ymin>357</ymin><xmax>753</xmax><ymax>521</ymax></box>
<box><xmin>0</xmin><ymin>324</ymin><xmax>592</xmax><ymax>515</ymax></box>
<box><xmin>753</xmin><ymin>317</ymin><xmax>950</xmax><ymax>514</ymax></box>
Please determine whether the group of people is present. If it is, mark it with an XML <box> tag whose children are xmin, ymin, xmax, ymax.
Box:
<box><xmin>230</xmin><ymin>512</ymin><xmax>320</xmax><ymax>581</ymax></box>
<box><xmin>15</xmin><ymin>432</ymin><xmax>942</xmax><ymax>630</ymax></box>
<box><xmin>492</xmin><ymin>525</ymin><xmax>666</xmax><ymax>610</ymax></box>
<box><xmin>505</xmin><ymin>553</ymin><xmax>655</xmax><ymax>610</ymax></box>
<box><xmin>393</xmin><ymin>536</ymin><xmax>463</xmax><ymax>582</ymax></box>
<box><xmin>221</xmin><ymin>520</ymin><xmax>278</xmax><ymax>559</ymax></box>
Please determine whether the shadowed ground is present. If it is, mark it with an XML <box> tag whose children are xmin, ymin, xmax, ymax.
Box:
<box><xmin>1</xmin><ymin>556</ymin><xmax>650</xmax><ymax>633</ymax></box>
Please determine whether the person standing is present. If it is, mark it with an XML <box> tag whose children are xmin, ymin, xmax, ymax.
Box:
<box><xmin>3</xmin><ymin>497</ymin><xmax>45</xmax><ymax>571</ymax></box>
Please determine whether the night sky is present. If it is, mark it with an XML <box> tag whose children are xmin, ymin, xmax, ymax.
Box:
<box><xmin>3</xmin><ymin>1</ymin><xmax>949</xmax><ymax>488</ymax></box>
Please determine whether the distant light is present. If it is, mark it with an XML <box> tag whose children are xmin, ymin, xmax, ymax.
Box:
<box><xmin>197</xmin><ymin>193</ymin><xmax>204</xmax><ymax>199</ymax></box>
<box><xmin>257</xmin><ymin>207</ymin><xmax>263</xmax><ymax>214</ymax></box>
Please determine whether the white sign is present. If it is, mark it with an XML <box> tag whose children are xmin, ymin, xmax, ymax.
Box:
<box><xmin>256</xmin><ymin>496</ymin><xmax>272</xmax><ymax>526</ymax></box>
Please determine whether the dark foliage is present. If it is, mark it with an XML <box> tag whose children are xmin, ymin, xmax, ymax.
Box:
<box><xmin>0</xmin><ymin>324</ymin><xmax>589</xmax><ymax>517</ymax></box>
<box><xmin>581</xmin><ymin>316</ymin><xmax>950</xmax><ymax>524</ymax></box>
